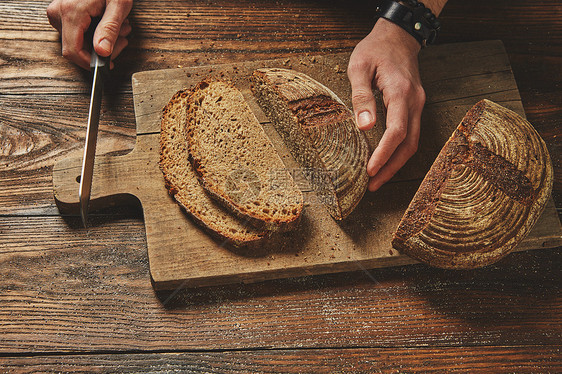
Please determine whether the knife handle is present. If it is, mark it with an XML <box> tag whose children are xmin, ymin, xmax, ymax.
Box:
<box><xmin>85</xmin><ymin>16</ymin><xmax>111</xmax><ymax>73</ymax></box>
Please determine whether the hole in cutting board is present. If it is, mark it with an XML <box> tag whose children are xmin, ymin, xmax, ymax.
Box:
<box><xmin>76</xmin><ymin>175</ymin><xmax>81</xmax><ymax>183</ymax></box>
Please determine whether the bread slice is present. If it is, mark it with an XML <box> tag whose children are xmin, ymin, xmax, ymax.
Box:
<box><xmin>251</xmin><ymin>68</ymin><xmax>369</xmax><ymax>220</ymax></box>
<box><xmin>186</xmin><ymin>79</ymin><xmax>303</xmax><ymax>231</ymax></box>
<box><xmin>159</xmin><ymin>89</ymin><xmax>267</xmax><ymax>247</ymax></box>
<box><xmin>392</xmin><ymin>99</ymin><xmax>553</xmax><ymax>269</ymax></box>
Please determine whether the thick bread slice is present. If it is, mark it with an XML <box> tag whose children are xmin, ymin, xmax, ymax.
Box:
<box><xmin>392</xmin><ymin>99</ymin><xmax>553</xmax><ymax>269</ymax></box>
<box><xmin>159</xmin><ymin>89</ymin><xmax>267</xmax><ymax>247</ymax></box>
<box><xmin>186</xmin><ymin>79</ymin><xmax>303</xmax><ymax>231</ymax></box>
<box><xmin>251</xmin><ymin>68</ymin><xmax>369</xmax><ymax>220</ymax></box>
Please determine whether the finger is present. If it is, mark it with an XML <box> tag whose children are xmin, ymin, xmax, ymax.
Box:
<box><xmin>119</xmin><ymin>18</ymin><xmax>132</xmax><ymax>37</ymax></box>
<box><xmin>347</xmin><ymin>58</ymin><xmax>377</xmax><ymax>131</ymax></box>
<box><xmin>61</xmin><ymin>13</ymin><xmax>92</xmax><ymax>70</ymax></box>
<box><xmin>112</xmin><ymin>36</ymin><xmax>129</xmax><ymax>59</ymax></box>
<box><xmin>367</xmin><ymin>113</ymin><xmax>421</xmax><ymax>192</ymax></box>
<box><xmin>93</xmin><ymin>0</ymin><xmax>133</xmax><ymax>57</ymax></box>
<box><xmin>366</xmin><ymin>98</ymin><xmax>409</xmax><ymax>177</ymax></box>
<box><xmin>108</xmin><ymin>36</ymin><xmax>129</xmax><ymax>69</ymax></box>
<box><xmin>367</xmin><ymin>142</ymin><xmax>415</xmax><ymax>192</ymax></box>
<box><xmin>109</xmin><ymin>20</ymin><xmax>132</xmax><ymax>69</ymax></box>
<box><xmin>46</xmin><ymin>2</ymin><xmax>62</xmax><ymax>32</ymax></box>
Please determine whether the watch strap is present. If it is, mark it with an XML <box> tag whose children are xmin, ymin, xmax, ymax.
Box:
<box><xmin>376</xmin><ymin>0</ymin><xmax>441</xmax><ymax>47</ymax></box>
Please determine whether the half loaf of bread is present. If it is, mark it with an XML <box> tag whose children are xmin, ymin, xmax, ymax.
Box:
<box><xmin>251</xmin><ymin>68</ymin><xmax>369</xmax><ymax>220</ymax></box>
<box><xmin>392</xmin><ymin>99</ymin><xmax>553</xmax><ymax>269</ymax></box>
<box><xmin>186</xmin><ymin>79</ymin><xmax>303</xmax><ymax>231</ymax></box>
<box><xmin>159</xmin><ymin>89</ymin><xmax>267</xmax><ymax>247</ymax></box>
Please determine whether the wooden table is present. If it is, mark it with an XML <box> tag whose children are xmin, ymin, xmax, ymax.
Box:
<box><xmin>1</xmin><ymin>0</ymin><xmax>560</xmax><ymax>372</ymax></box>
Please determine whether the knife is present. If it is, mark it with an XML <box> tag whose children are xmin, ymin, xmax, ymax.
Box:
<box><xmin>79</xmin><ymin>17</ymin><xmax>110</xmax><ymax>228</ymax></box>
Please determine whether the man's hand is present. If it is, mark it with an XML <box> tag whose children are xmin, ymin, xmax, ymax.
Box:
<box><xmin>348</xmin><ymin>18</ymin><xmax>426</xmax><ymax>192</ymax></box>
<box><xmin>47</xmin><ymin>0</ymin><xmax>133</xmax><ymax>70</ymax></box>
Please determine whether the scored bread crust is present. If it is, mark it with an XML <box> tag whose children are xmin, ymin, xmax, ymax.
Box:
<box><xmin>251</xmin><ymin>68</ymin><xmax>369</xmax><ymax>220</ymax></box>
<box><xmin>392</xmin><ymin>99</ymin><xmax>553</xmax><ymax>269</ymax></box>
<box><xmin>185</xmin><ymin>79</ymin><xmax>304</xmax><ymax>231</ymax></box>
<box><xmin>159</xmin><ymin>89</ymin><xmax>267</xmax><ymax>247</ymax></box>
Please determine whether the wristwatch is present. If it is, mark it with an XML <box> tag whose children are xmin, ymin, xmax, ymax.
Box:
<box><xmin>375</xmin><ymin>0</ymin><xmax>441</xmax><ymax>47</ymax></box>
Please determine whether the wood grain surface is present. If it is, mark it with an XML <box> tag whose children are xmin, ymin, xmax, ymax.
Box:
<box><xmin>0</xmin><ymin>346</ymin><xmax>560</xmax><ymax>373</ymax></box>
<box><xmin>1</xmin><ymin>0</ymin><xmax>561</xmax><ymax>371</ymax></box>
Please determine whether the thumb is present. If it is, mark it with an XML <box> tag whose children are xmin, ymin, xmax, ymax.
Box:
<box><xmin>93</xmin><ymin>0</ymin><xmax>133</xmax><ymax>57</ymax></box>
<box><xmin>347</xmin><ymin>62</ymin><xmax>377</xmax><ymax>131</ymax></box>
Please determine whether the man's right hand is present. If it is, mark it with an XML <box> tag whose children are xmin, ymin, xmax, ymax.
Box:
<box><xmin>47</xmin><ymin>0</ymin><xmax>133</xmax><ymax>70</ymax></box>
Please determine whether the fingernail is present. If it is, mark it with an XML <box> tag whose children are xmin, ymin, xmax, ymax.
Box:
<box><xmin>99</xmin><ymin>38</ymin><xmax>112</xmax><ymax>54</ymax></box>
<box><xmin>357</xmin><ymin>111</ymin><xmax>373</xmax><ymax>128</ymax></box>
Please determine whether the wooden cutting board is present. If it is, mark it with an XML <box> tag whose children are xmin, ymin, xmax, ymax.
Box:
<box><xmin>53</xmin><ymin>40</ymin><xmax>562</xmax><ymax>290</ymax></box>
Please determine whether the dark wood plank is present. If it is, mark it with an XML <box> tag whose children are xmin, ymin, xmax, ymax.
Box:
<box><xmin>0</xmin><ymin>94</ymin><xmax>136</xmax><ymax>215</ymax></box>
<box><xmin>0</xmin><ymin>0</ymin><xmax>561</xmax><ymax>368</ymax></box>
<box><xmin>0</xmin><ymin>0</ymin><xmax>375</xmax><ymax>94</ymax></box>
<box><xmin>0</xmin><ymin>215</ymin><xmax>560</xmax><ymax>352</ymax></box>
<box><xmin>439</xmin><ymin>1</ymin><xmax>562</xmax><ymax>55</ymax></box>
<box><xmin>0</xmin><ymin>346</ymin><xmax>560</xmax><ymax>373</ymax></box>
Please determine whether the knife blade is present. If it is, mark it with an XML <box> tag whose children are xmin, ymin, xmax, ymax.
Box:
<box><xmin>79</xmin><ymin>18</ymin><xmax>110</xmax><ymax>228</ymax></box>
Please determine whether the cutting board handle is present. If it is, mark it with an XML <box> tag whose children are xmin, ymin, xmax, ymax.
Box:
<box><xmin>52</xmin><ymin>136</ymin><xmax>160</xmax><ymax>215</ymax></box>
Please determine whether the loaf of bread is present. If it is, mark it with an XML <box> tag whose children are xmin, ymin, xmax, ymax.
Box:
<box><xmin>159</xmin><ymin>89</ymin><xmax>267</xmax><ymax>247</ymax></box>
<box><xmin>251</xmin><ymin>68</ymin><xmax>369</xmax><ymax>220</ymax></box>
<box><xmin>392</xmin><ymin>99</ymin><xmax>553</xmax><ymax>269</ymax></box>
<box><xmin>186</xmin><ymin>79</ymin><xmax>303</xmax><ymax>231</ymax></box>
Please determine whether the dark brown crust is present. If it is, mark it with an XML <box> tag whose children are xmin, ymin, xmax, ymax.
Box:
<box><xmin>457</xmin><ymin>98</ymin><xmax>485</xmax><ymax>133</ymax></box>
<box><xmin>392</xmin><ymin>133</ymin><xmax>461</xmax><ymax>241</ymax></box>
<box><xmin>466</xmin><ymin>142</ymin><xmax>534</xmax><ymax>205</ymax></box>
<box><xmin>392</xmin><ymin>99</ymin><xmax>553</xmax><ymax>269</ymax></box>
<box><xmin>394</xmin><ymin>101</ymin><xmax>537</xmax><ymax>243</ymax></box>
<box><xmin>159</xmin><ymin>88</ymin><xmax>193</xmax><ymax>198</ymax></box>
<box><xmin>288</xmin><ymin>95</ymin><xmax>352</xmax><ymax>128</ymax></box>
